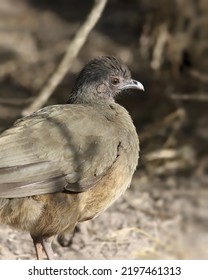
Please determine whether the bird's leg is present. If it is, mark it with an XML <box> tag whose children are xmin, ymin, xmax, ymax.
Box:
<box><xmin>32</xmin><ymin>236</ymin><xmax>46</xmax><ymax>260</ymax></box>
<box><xmin>31</xmin><ymin>235</ymin><xmax>54</xmax><ymax>260</ymax></box>
<box><xmin>58</xmin><ymin>224</ymin><xmax>80</xmax><ymax>247</ymax></box>
<box><xmin>41</xmin><ymin>237</ymin><xmax>54</xmax><ymax>260</ymax></box>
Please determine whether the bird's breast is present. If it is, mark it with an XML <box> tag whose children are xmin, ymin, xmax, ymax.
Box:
<box><xmin>78</xmin><ymin>134</ymin><xmax>139</xmax><ymax>222</ymax></box>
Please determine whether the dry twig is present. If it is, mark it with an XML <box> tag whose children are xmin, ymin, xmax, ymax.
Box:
<box><xmin>22</xmin><ymin>0</ymin><xmax>107</xmax><ymax>116</ymax></box>
<box><xmin>140</xmin><ymin>108</ymin><xmax>186</xmax><ymax>141</ymax></box>
<box><xmin>170</xmin><ymin>93</ymin><xmax>208</xmax><ymax>102</ymax></box>
<box><xmin>151</xmin><ymin>25</ymin><xmax>169</xmax><ymax>70</ymax></box>
<box><xmin>188</xmin><ymin>69</ymin><xmax>208</xmax><ymax>83</ymax></box>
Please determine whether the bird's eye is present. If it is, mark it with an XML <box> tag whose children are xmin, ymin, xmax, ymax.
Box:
<box><xmin>111</xmin><ymin>78</ymin><xmax>120</xmax><ymax>85</ymax></box>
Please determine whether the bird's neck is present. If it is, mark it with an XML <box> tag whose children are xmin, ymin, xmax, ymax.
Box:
<box><xmin>67</xmin><ymin>89</ymin><xmax>115</xmax><ymax>105</ymax></box>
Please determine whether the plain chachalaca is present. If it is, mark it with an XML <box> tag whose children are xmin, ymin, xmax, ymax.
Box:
<box><xmin>0</xmin><ymin>56</ymin><xmax>144</xmax><ymax>259</ymax></box>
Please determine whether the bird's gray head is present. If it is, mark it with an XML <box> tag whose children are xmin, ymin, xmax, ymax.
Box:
<box><xmin>68</xmin><ymin>56</ymin><xmax>144</xmax><ymax>104</ymax></box>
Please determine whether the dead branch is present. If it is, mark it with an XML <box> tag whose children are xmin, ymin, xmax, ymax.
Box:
<box><xmin>188</xmin><ymin>69</ymin><xmax>208</xmax><ymax>84</ymax></box>
<box><xmin>170</xmin><ymin>93</ymin><xmax>208</xmax><ymax>102</ymax></box>
<box><xmin>140</xmin><ymin>108</ymin><xmax>186</xmax><ymax>141</ymax></box>
<box><xmin>151</xmin><ymin>25</ymin><xmax>169</xmax><ymax>70</ymax></box>
<box><xmin>22</xmin><ymin>0</ymin><xmax>108</xmax><ymax>117</ymax></box>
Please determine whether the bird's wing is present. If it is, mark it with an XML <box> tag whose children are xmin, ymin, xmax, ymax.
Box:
<box><xmin>0</xmin><ymin>104</ymin><xmax>122</xmax><ymax>198</ymax></box>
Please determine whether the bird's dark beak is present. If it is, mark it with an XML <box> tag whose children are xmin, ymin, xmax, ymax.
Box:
<box><xmin>122</xmin><ymin>79</ymin><xmax>145</xmax><ymax>92</ymax></box>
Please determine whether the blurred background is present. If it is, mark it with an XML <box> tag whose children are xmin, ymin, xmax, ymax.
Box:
<box><xmin>0</xmin><ymin>0</ymin><xmax>207</xmax><ymax>259</ymax></box>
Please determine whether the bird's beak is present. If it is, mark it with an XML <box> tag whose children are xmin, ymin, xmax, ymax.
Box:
<box><xmin>122</xmin><ymin>79</ymin><xmax>145</xmax><ymax>91</ymax></box>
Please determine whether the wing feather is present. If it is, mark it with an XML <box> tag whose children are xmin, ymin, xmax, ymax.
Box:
<box><xmin>0</xmin><ymin>104</ymin><xmax>120</xmax><ymax>198</ymax></box>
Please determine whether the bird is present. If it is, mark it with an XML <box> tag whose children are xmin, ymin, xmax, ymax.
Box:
<box><xmin>0</xmin><ymin>56</ymin><xmax>144</xmax><ymax>259</ymax></box>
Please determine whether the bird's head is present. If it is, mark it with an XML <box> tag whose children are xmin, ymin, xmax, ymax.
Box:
<box><xmin>68</xmin><ymin>56</ymin><xmax>144</xmax><ymax>104</ymax></box>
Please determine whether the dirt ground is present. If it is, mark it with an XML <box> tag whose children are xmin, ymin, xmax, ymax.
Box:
<box><xmin>0</xmin><ymin>0</ymin><xmax>207</xmax><ymax>259</ymax></box>
<box><xmin>0</xmin><ymin>170</ymin><xmax>207</xmax><ymax>260</ymax></box>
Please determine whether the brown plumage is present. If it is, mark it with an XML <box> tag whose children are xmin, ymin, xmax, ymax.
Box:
<box><xmin>0</xmin><ymin>56</ymin><xmax>144</xmax><ymax>259</ymax></box>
